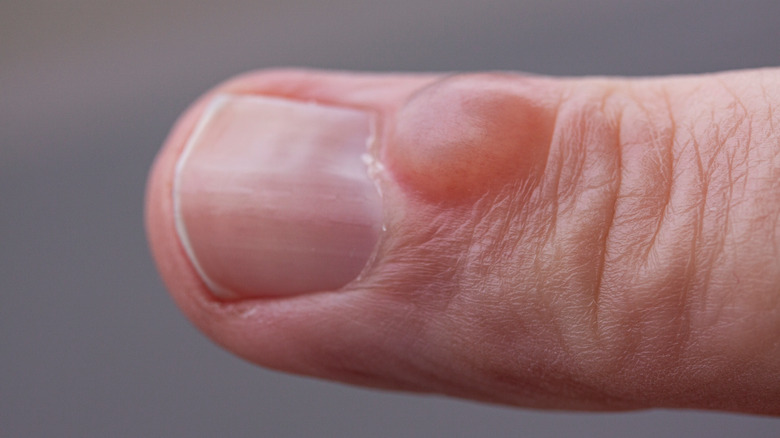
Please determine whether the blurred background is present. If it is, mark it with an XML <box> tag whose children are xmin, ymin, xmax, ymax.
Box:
<box><xmin>2</xmin><ymin>0</ymin><xmax>780</xmax><ymax>436</ymax></box>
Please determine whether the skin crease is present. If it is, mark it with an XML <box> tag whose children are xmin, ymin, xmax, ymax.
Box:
<box><xmin>145</xmin><ymin>68</ymin><xmax>780</xmax><ymax>415</ymax></box>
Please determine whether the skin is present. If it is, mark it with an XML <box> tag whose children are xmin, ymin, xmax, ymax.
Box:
<box><xmin>145</xmin><ymin>68</ymin><xmax>780</xmax><ymax>415</ymax></box>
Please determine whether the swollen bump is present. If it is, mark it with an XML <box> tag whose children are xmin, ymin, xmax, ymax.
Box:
<box><xmin>387</xmin><ymin>74</ymin><xmax>556</xmax><ymax>201</ymax></box>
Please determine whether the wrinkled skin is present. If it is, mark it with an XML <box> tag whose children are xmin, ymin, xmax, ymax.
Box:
<box><xmin>146</xmin><ymin>69</ymin><xmax>780</xmax><ymax>415</ymax></box>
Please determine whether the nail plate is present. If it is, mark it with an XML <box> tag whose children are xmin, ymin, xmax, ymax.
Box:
<box><xmin>173</xmin><ymin>94</ymin><xmax>382</xmax><ymax>298</ymax></box>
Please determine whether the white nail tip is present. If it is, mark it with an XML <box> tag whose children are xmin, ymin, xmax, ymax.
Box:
<box><xmin>172</xmin><ymin>95</ymin><xmax>232</xmax><ymax>296</ymax></box>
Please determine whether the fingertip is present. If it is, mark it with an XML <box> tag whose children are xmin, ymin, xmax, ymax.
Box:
<box><xmin>143</xmin><ymin>69</ymin><xmax>436</xmax><ymax>378</ymax></box>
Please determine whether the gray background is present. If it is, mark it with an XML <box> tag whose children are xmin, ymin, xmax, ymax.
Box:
<box><xmin>2</xmin><ymin>0</ymin><xmax>780</xmax><ymax>436</ymax></box>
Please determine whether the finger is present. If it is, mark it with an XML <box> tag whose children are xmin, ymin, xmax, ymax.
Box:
<box><xmin>145</xmin><ymin>68</ymin><xmax>780</xmax><ymax>414</ymax></box>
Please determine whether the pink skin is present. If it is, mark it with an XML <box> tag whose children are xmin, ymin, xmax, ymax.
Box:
<box><xmin>146</xmin><ymin>68</ymin><xmax>780</xmax><ymax>415</ymax></box>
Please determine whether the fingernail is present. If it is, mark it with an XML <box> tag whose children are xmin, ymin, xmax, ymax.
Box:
<box><xmin>173</xmin><ymin>94</ymin><xmax>383</xmax><ymax>298</ymax></box>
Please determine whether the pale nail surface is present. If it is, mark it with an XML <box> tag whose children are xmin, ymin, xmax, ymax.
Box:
<box><xmin>173</xmin><ymin>94</ymin><xmax>382</xmax><ymax>298</ymax></box>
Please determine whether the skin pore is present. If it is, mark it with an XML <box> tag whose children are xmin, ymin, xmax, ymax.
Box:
<box><xmin>146</xmin><ymin>68</ymin><xmax>780</xmax><ymax>415</ymax></box>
